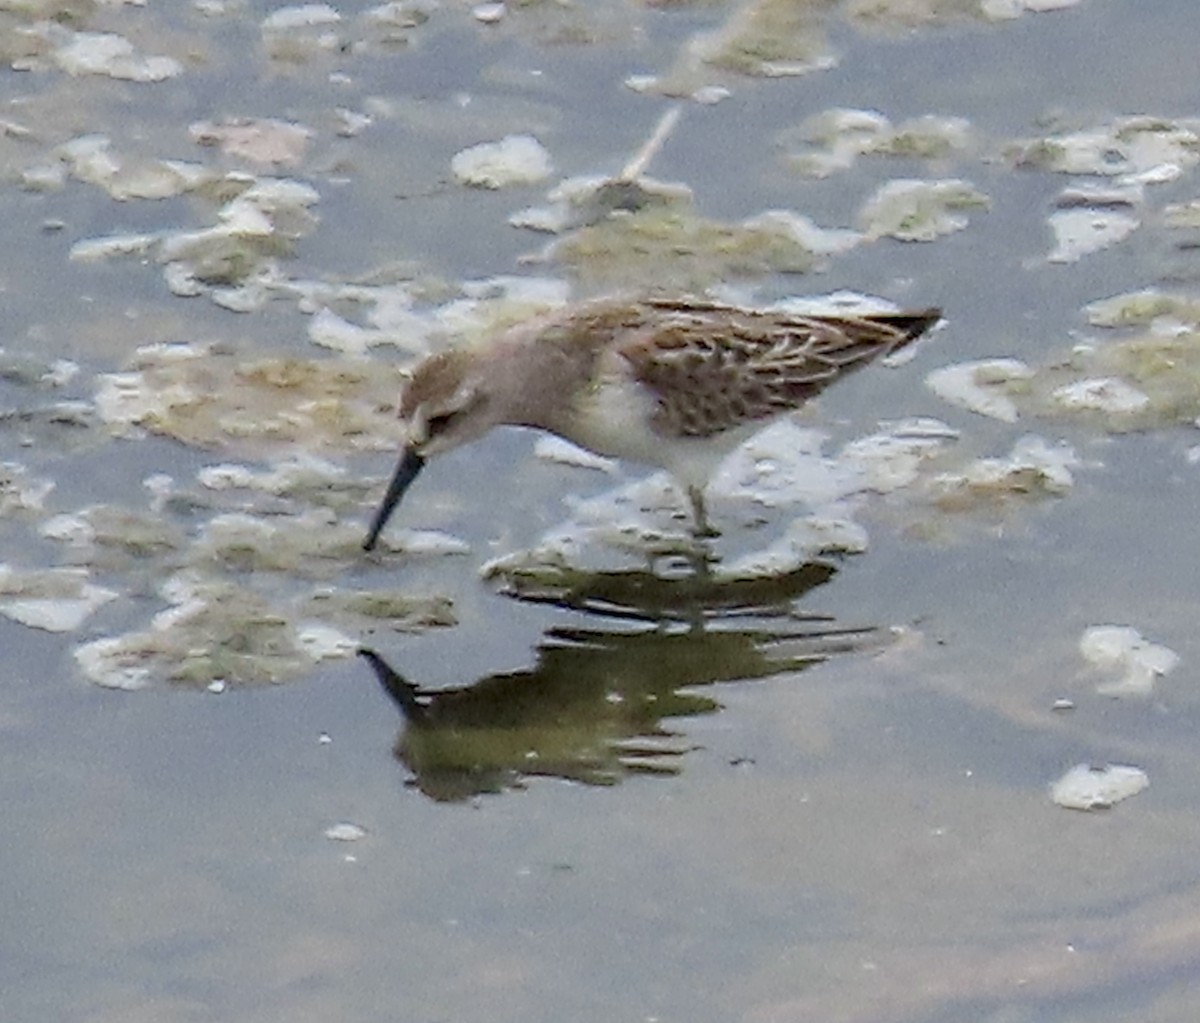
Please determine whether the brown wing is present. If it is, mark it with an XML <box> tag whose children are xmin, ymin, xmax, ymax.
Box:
<box><xmin>618</xmin><ymin>301</ymin><xmax>940</xmax><ymax>438</ymax></box>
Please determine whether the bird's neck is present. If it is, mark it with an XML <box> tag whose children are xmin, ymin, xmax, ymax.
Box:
<box><xmin>481</xmin><ymin>329</ymin><xmax>609</xmax><ymax>432</ymax></box>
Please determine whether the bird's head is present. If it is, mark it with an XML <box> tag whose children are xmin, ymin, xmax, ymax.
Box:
<box><xmin>399</xmin><ymin>348</ymin><xmax>498</xmax><ymax>457</ymax></box>
<box><xmin>363</xmin><ymin>348</ymin><xmax>495</xmax><ymax>551</ymax></box>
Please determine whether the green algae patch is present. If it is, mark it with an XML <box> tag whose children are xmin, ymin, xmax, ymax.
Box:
<box><xmin>928</xmin><ymin>435</ymin><xmax>1077</xmax><ymax>513</ymax></box>
<box><xmin>189</xmin><ymin>511</ymin><xmax>468</xmax><ymax>579</ymax></box>
<box><xmin>1085</xmin><ymin>289</ymin><xmax>1200</xmax><ymax>330</ymax></box>
<box><xmin>478</xmin><ymin>0</ymin><xmax>621</xmax><ymax>46</ymax></box>
<box><xmin>1095</xmin><ymin>329</ymin><xmax>1200</xmax><ymax>426</ymax></box>
<box><xmin>41</xmin><ymin>504</ymin><xmax>186</xmax><ymax>573</ymax></box>
<box><xmin>926</xmin><ymin>294</ymin><xmax>1200</xmax><ymax>433</ymax></box>
<box><xmin>1039</xmin><ymin>295</ymin><xmax>1200</xmax><ymax>429</ymax></box>
<box><xmin>192</xmin><ymin>511</ymin><xmax>359</xmax><ymax>577</ymax></box>
<box><xmin>859</xmin><ymin>178</ymin><xmax>990</xmax><ymax>241</ymax></box>
<box><xmin>1006</xmin><ymin>116</ymin><xmax>1200</xmax><ymax>179</ymax></box>
<box><xmin>72</xmin><ymin>568</ymin><xmax>454</xmax><ymax>690</ymax></box>
<box><xmin>548</xmin><ymin>207</ymin><xmax>819</xmax><ymax>291</ymax></box>
<box><xmin>847</xmin><ymin>0</ymin><xmax>994</xmax><ymax>28</ymax></box>
<box><xmin>512</xmin><ymin>174</ymin><xmax>695</xmax><ymax>235</ymax></box>
<box><xmin>696</xmin><ymin>0</ymin><xmax>839</xmax><ymax>78</ymax></box>
<box><xmin>94</xmin><ymin>343</ymin><xmax>408</xmax><ymax>454</ymax></box>
<box><xmin>305</xmin><ymin>587</ymin><xmax>458</xmax><ymax>630</ymax></box>
<box><xmin>74</xmin><ymin>576</ymin><xmax>341</xmax><ymax>690</ymax></box>
<box><xmin>196</xmin><ymin>455</ymin><xmax>373</xmax><ymax>510</ymax></box>
<box><xmin>783</xmin><ymin>109</ymin><xmax>975</xmax><ymax>177</ymax></box>
<box><xmin>69</xmin><ymin>170</ymin><xmax>321</xmax><ymax>311</ymax></box>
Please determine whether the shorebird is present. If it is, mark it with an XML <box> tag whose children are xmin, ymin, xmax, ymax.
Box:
<box><xmin>363</xmin><ymin>296</ymin><xmax>941</xmax><ymax>550</ymax></box>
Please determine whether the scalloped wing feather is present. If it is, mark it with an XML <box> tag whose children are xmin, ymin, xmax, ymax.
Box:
<box><xmin>617</xmin><ymin>303</ymin><xmax>939</xmax><ymax>438</ymax></box>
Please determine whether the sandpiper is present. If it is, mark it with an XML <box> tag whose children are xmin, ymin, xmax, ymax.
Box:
<box><xmin>363</xmin><ymin>296</ymin><xmax>941</xmax><ymax>550</ymax></box>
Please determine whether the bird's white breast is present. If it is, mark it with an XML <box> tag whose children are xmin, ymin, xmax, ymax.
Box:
<box><xmin>561</xmin><ymin>356</ymin><xmax>759</xmax><ymax>492</ymax></box>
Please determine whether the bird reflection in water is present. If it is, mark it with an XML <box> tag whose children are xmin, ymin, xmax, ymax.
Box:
<box><xmin>359</xmin><ymin>560</ymin><xmax>895</xmax><ymax>802</ymax></box>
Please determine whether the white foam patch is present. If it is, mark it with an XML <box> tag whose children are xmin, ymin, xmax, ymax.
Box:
<box><xmin>1051</xmin><ymin>764</ymin><xmax>1148</xmax><ymax>810</ymax></box>
<box><xmin>1080</xmin><ymin>625</ymin><xmax>1179</xmax><ymax>697</ymax></box>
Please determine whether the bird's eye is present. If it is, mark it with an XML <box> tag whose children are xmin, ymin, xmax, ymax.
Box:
<box><xmin>426</xmin><ymin>411</ymin><xmax>456</xmax><ymax>436</ymax></box>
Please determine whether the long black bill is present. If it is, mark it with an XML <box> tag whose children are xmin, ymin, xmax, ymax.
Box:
<box><xmin>363</xmin><ymin>448</ymin><xmax>426</xmax><ymax>551</ymax></box>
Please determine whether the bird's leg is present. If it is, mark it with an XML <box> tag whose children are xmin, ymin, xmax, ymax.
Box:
<box><xmin>683</xmin><ymin>484</ymin><xmax>720</xmax><ymax>580</ymax></box>
<box><xmin>687</xmin><ymin>485</ymin><xmax>720</xmax><ymax>540</ymax></box>
<box><xmin>650</xmin><ymin>485</ymin><xmax>718</xmax><ymax>578</ymax></box>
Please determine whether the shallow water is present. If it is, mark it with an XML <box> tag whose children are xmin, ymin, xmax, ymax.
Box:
<box><xmin>3</xmin><ymin>2</ymin><xmax>1200</xmax><ymax>1021</ymax></box>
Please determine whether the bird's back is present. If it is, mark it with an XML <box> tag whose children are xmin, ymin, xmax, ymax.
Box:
<box><xmin>613</xmin><ymin>300</ymin><xmax>940</xmax><ymax>438</ymax></box>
